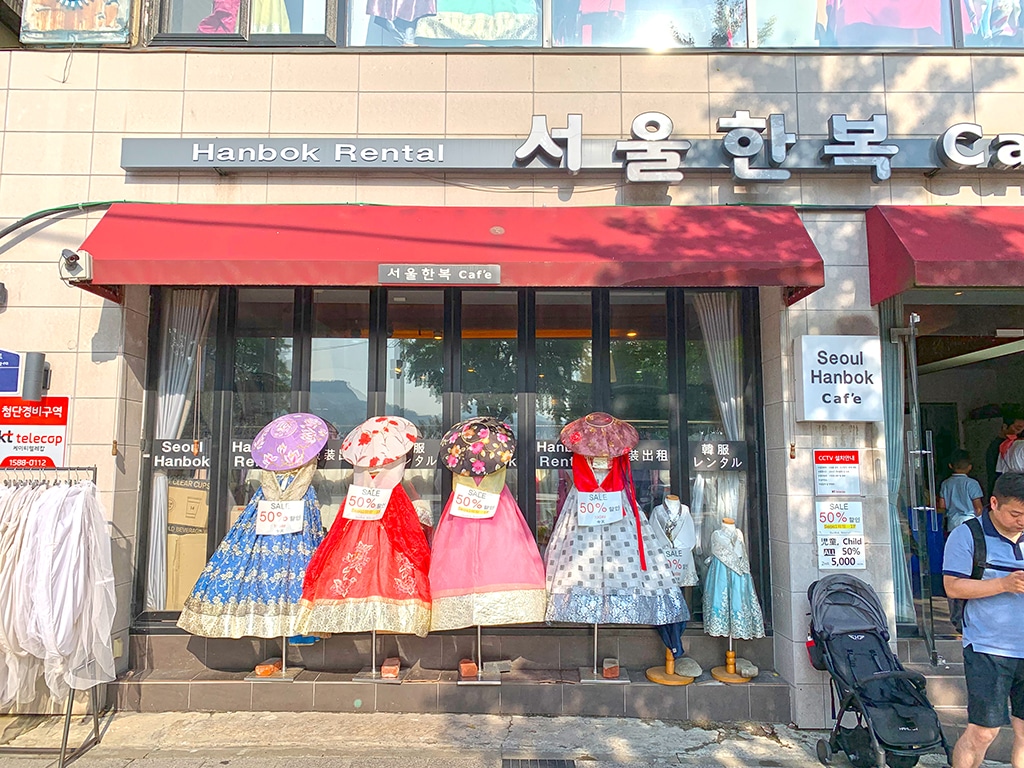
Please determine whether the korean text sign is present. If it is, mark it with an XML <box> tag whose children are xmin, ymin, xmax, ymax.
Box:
<box><xmin>0</xmin><ymin>396</ymin><xmax>69</xmax><ymax>468</ymax></box>
<box><xmin>794</xmin><ymin>336</ymin><xmax>883</xmax><ymax>422</ymax></box>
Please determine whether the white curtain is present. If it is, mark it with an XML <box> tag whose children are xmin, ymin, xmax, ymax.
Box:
<box><xmin>693</xmin><ymin>292</ymin><xmax>747</xmax><ymax>555</ymax></box>
<box><xmin>145</xmin><ymin>289</ymin><xmax>216</xmax><ymax>611</ymax></box>
<box><xmin>880</xmin><ymin>297</ymin><xmax>916</xmax><ymax>623</ymax></box>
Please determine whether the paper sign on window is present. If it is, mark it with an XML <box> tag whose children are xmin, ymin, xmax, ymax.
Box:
<box><xmin>256</xmin><ymin>500</ymin><xmax>304</xmax><ymax>535</ymax></box>
<box><xmin>577</xmin><ymin>491</ymin><xmax>623</xmax><ymax>527</ymax></box>
<box><xmin>450</xmin><ymin>485</ymin><xmax>500</xmax><ymax>519</ymax></box>
<box><xmin>342</xmin><ymin>485</ymin><xmax>393</xmax><ymax>521</ymax></box>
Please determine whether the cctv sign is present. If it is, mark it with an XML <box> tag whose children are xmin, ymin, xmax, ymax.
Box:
<box><xmin>794</xmin><ymin>336</ymin><xmax>883</xmax><ymax>422</ymax></box>
<box><xmin>0</xmin><ymin>396</ymin><xmax>69</xmax><ymax>468</ymax></box>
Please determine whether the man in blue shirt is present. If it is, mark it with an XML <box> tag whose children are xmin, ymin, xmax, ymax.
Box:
<box><xmin>943</xmin><ymin>472</ymin><xmax>1024</xmax><ymax>768</ymax></box>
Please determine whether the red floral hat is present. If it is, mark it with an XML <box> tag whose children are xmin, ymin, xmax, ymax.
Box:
<box><xmin>341</xmin><ymin>416</ymin><xmax>418</xmax><ymax>468</ymax></box>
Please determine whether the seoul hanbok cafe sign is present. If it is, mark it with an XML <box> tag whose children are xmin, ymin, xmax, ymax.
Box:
<box><xmin>121</xmin><ymin>112</ymin><xmax>1024</xmax><ymax>183</ymax></box>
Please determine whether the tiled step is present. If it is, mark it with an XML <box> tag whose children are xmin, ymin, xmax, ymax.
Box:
<box><xmin>904</xmin><ymin>662</ymin><xmax>967</xmax><ymax>709</ymax></box>
<box><xmin>108</xmin><ymin>668</ymin><xmax>792</xmax><ymax>722</ymax></box>
<box><xmin>898</xmin><ymin>638</ymin><xmax>964</xmax><ymax>665</ymax></box>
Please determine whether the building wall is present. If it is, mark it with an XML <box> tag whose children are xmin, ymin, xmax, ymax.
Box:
<box><xmin>1</xmin><ymin>47</ymin><xmax>1021</xmax><ymax>722</ymax></box>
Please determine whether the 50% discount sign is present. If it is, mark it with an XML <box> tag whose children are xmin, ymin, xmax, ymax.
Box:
<box><xmin>577</xmin><ymin>491</ymin><xmax>624</xmax><ymax>527</ymax></box>
<box><xmin>450</xmin><ymin>484</ymin><xmax>500</xmax><ymax>519</ymax></box>
<box><xmin>343</xmin><ymin>485</ymin><xmax>393</xmax><ymax>521</ymax></box>
<box><xmin>255</xmin><ymin>500</ymin><xmax>305</xmax><ymax>535</ymax></box>
<box><xmin>815</xmin><ymin>500</ymin><xmax>865</xmax><ymax>570</ymax></box>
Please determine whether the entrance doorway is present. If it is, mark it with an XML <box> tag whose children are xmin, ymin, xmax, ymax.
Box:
<box><xmin>902</xmin><ymin>290</ymin><xmax>1024</xmax><ymax>641</ymax></box>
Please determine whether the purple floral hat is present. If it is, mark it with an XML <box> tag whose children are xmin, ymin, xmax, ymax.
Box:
<box><xmin>251</xmin><ymin>413</ymin><xmax>330</xmax><ymax>471</ymax></box>
<box><xmin>559</xmin><ymin>412</ymin><xmax>639</xmax><ymax>457</ymax></box>
<box><xmin>439</xmin><ymin>417</ymin><xmax>516</xmax><ymax>476</ymax></box>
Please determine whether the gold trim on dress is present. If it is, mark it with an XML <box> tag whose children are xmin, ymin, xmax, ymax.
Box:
<box><xmin>296</xmin><ymin>597</ymin><xmax>432</xmax><ymax>637</ymax></box>
<box><xmin>429</xmin><ymin>588</ymin><xmax>547</xmax><ymax>632</ymax></box>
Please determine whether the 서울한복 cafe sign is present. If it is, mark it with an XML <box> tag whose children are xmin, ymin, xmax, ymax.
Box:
<box><xmin>121</xmin><ymin>113</ymin><xmax>1024</xmax><ymax>183</ymax></box>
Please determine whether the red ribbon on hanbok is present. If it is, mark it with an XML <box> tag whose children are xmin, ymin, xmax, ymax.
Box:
<box><xmin>571</xmin><ymin>453</ymin><xmax>647</xmax><ymax>571</ymax></box>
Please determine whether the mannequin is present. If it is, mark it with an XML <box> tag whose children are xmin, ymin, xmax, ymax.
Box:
<box><xmin>649</xmin><ymin>494</ymin><xmax>698</xmax><ymax>588</ymax></box>
<box><xmin>704</xmin><ymin>517</ymin><xmax>764</xmax><ymax>683</ymax></box>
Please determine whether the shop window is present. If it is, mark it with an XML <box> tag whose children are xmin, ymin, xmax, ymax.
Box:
<box><xmin>461</xmin><ymin>290</ymin><xmax>520</xmax><ymax>498</ymax></box>
<box><xmin>352</xmin><ymin>0</ymin><xmax>540</xmax><ymax>46</ymax></box>
<box><xmin>158</xmin><ymin>0</ymin><xmax>330</xmax><ymax>38</ymax></box>
<box><xmin>610</xmin><ymin>290</ymin><xmax>669</xmax><ymax>512</ymax></box>
<box><xmin>226</xmin><ymin>288</ymin><xmax>295</xmax><ymax>540</ymax></box>
<box><xmin>387</xmin><ymin>289</ymin><xmax>445</xmax><ymax>519</ymax></box>
<box><xmin>961</xmin><ymin>0</ymin><xmax>1024</xmax><ymax>48</ymax></box>
<box><xmin>534</xmin><ymin>291</ymin><xmax>593</xmax><ymax>547</ymax></box>
<box><xmin>143</xmin><ymin>288</ymin><xmax>218</xmax><ymax>612</ymax></box>
<box><xmin>309</xmin><ymin>288</ymin><xmax>371</xmax><ymax>530</ymax></box>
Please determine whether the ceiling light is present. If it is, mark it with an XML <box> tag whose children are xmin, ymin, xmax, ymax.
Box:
<box><xmin>626</xmin><ymin>330</ymin><xmax>638</xmax><ymax>338</ymax></box>
<box><xmin>954</xmin><ymin>291</ymin><xmax>963</xmax><ymax>296</ymax></box>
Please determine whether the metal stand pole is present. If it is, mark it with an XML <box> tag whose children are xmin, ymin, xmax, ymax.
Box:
<box><xmin>458</xmin><ymin>625</ymin><xmax>500</xmax><ymax>685</ymax></box>
<box><xmin>593</xmin><ymin>623</ymin><xmax>599</xmax><ymax>676</ymax></box>
<box><xmin>281</xmin><ymin>634</ymin><xmax>287</xmax><ymax>676</ymax></box>
<box><xmin>579</xmin><ymin>623</ymin><xmax>628</xmax><ymax>684</ymax></box>
<box><xmin>371</xmin><ymin>629</ymin><xmax>377</xmax><ymax>675</ymax></box>
<box><xmin>58</xmin><ymin>689</ymin><xmax>74</xmax><ymax>768</ymax></box>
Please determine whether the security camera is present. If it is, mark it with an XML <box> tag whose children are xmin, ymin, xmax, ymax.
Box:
<box><xmin>61</xmin><ymin>248</ymin><xmax>80</xmax><ymax>264</ymax></box>
<box><xmin>58</xmin><ymin>249</ymin><xmax>92</xmax><ymax>283</ymax></box>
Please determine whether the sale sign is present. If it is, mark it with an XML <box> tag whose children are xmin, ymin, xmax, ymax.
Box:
<box><xmin>255</xmin><ymin>499</ymin><xmax>304</xmax><ymax>535</ymax></box>
<box><xmin>0</xmin><ymin>396</ymin><xmax>68</xmax><ymax>468</ymax></box>
<box><xmin>342</xmin><ymin>484</ymin><xmax>392</xmax><ymax>521</ymax></box>
<box><xmin>816</xmin><ymin>500</ymin><xmax>865</xmax><ymax>570</ymax></box>
<box><xmin>577</xmin><ymin>491</ymin><xmax>624</xmax><ymax>527</ymax></box>
<box><xmin>450</xmin><ymin>484</ymin><xmax>500</xmax><ymax>519</ymax></box>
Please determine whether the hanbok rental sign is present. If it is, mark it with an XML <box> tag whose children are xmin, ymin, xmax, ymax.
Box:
<box><xmin>816</xmin><ymin>500</ymin><xmax>866</xmax><ymax>570</ymax></box>
<box><xmin>0</xmin><ymin>396</ymin><xmax>68</xmax><ymax>468</ymax></box>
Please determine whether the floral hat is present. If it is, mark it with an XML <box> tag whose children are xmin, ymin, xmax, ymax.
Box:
<box><xmin>251</xmin><ymin>413</ymin><xmax>331</xmax><ymax>472</ymax></box>
<box><xmin>559</xmin><ymin>412</ymin><xmax>639</xmax><ymax>457</ymax></box>
<box><xmin>341</xmin><ymin>416</ymin><xmax>419</xmax><ymax>468</ymax></box>
<box><xmin>439</xmin><ymin>417</ymin><xmax>516</xmax><ymax>476</ymax></box>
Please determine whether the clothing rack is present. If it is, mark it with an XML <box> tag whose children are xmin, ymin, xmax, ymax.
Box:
<box><xmin>0</xmin><ymin>465</ymin><xmax>104</xmax><ymax>768</ymax></box>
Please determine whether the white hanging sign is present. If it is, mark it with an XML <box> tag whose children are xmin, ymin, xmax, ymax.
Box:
<box><xmin>450</xmin><ymin>484</ymin><xmax>500</xmax><ymax>519</ymax></box>
<box><xmin>342</xmin><ymin>485</ymin><xmax>393</xmax><ymax>521</ymax></box>
<box><xmin>813</xmin><ymin>450</ymin><xmax>862</xmax><ymax>496</ymax></box>
<box><xmin>256</xmin><ymin>500</ymin><xmax>304</xmax><ymax>535</ymax></box>
<box><xmin>577</xmin><ymin>491</ymin><xmax>624</xmax><ymax>527</ymax></box>
<box><xmin>816</xmin><ymin>500</ymin><xmax>865</xmax><ymax>570</ymax></box>
<box><xmin>663</xmin><ymin>548</ymin><xmax>687</xmax><ymax>573</ymax></box>
<box><xmin>794</xmin><ymin>336</ymin><xmax>884</xmax><ymax>422</ymax></box>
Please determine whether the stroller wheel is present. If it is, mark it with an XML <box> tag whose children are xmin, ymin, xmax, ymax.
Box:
<box><xmin>885</xmin><ymin>753</ymin><xmax>919</xmax><ymax>768</ymax></box>
<box><xmin>816</xmin><ymin>739</ymin><xmax>833</xmax><ymax>765</ymax></box>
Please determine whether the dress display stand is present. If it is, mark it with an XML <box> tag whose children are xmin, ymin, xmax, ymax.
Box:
<box><xmin>703</xmin><ymin>517</ymin><xmax>765</xmax><ymax>685</ymax></box>
<box><xmin>579</xmin><ymin>623</ymin><xmax>629</xmax><ymax>684</ymax></box>
<box><xmin>352</xmin><ymin>630</ymin><xmax>408</xmax><ymax>684</ymax></box>
<box><xmin>0</xmin><ymin>466</ymin><xmax>105</xmax><ymax>768</ymax></box>
<box><xmin>243</xmin><ymin>634</ymin><xmax>304</xmax><ymax>682</ymax></box>
<box><xmin>646</xmin><ymin>647</ymin><xmax>695</xmax><ymax>686</ymax></box>
<box><xmin>458</xmin><ymin>624</ymin><xmax>500</xmax><ymax>685</ymax></box>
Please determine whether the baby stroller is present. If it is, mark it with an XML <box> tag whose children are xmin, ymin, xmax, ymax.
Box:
<box><xmin>807</xmin><ymin>574</ymin><xmax>952</xmax><ymax>768</ymax></box>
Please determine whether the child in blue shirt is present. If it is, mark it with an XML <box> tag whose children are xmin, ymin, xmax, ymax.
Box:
<box><xmin>938</xmin><ymin>449</ymin><xmax>985</xmax><ymax>533</ymax></box>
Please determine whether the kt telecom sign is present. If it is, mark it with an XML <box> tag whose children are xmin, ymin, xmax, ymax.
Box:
<box><xmin>0</xmin><ymin>396</ymin><xmax>69</xmax><ymax>468</ymax></box>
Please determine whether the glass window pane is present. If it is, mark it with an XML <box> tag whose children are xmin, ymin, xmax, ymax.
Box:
<box><xmin>461</xmin><ymin>290</ymin><xmax>519</xmax><ymax>498</ymax></box>
<box><xmin>553</xmin><ymin>0</ymin><xmax>746</xmax><ymax>47</ymax></box>
<box><xmin>252</xmin><ymin>0</ymin><xmax>327</xmax><ymax>33</ymax></box>
<box><xmin>165</xmin><ymin>0</ymin><xmax>240</xmax><ymax>33</ymax></box>
<box><xmin>227</xmin><ymin>288</ymin><xmax>295</xmax><ymax>539</ymax></box>
<box><xmin>962</xmin><ymin>0</ymin><xmax>1023</xmax><ymax>47</ymax></box>
<box><xmin>309</xmin><ymin>289</ymin><xmax>370</xmax><ymax>530</ymax></box>
<box><xmin>146</xmin><ymin>289</ymin><xmax>218</xmax><ymax>612</ymax></box>
<box><xmin>351</xmin><ymin>0</ymin><xmax>539</xmax><ymax>45</ymax></box>
<box><xmin>535</xmin><ymin>291</ymin><xmax>592</xmax><ymax>547</ymax></box>
<box><xmin>769</xmin><ymin>0</ymin><xmax>954</xmax><ymax>47</ymax></box>
<box><xmin>387</xmin><ymin>289</ymin><xmax>445</xmax><ymax>519</ymax></box>
<box><xmin>610</xmin><ymin>290</ymin><xmax>669</xmax><ymax>514</ymax></box>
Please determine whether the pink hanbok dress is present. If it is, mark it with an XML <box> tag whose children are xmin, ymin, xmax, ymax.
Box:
<box><xmin>428</xmin><ymin>470</ymin><xmax>546</xmax><ymax>631</ymax></box>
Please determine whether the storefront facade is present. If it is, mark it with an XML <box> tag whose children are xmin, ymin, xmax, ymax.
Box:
<box><xmin>3</xmin><ymin>46</ymin><xmax>1023</xmax><ymax>728</ymax></box>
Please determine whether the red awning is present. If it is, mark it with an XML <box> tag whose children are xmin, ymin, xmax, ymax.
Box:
<box><xmin>868</xmin><ymin>206</ymin><xmax>1024</xmax><ymax>305</ymax></box>
<box><xmin>78</xmin><ymin>203</ymin><xmax>824</xmax><ymax>294</ymax></box>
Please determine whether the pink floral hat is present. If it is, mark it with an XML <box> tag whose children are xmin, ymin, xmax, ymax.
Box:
<box><xmin>439</xmin><ymin>417</ymin><xmax>516</xmax><ymax>476</ymax></box>
<box><xmin>559</xmin><ymin>412</ymin><xmax>639</xmax><ymax>457</ymax></box>
<box><xmin>251</xmin><ymin>413</ymin><xmax>330</xmax><ymax>471</ymax></box>
<box><xmin>341</xmin><ymin>416</ymin><xmax>419</xmax><ymax>468</ymax></box>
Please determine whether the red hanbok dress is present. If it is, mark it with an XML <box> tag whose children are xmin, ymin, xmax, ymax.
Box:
<box><xmin>296</xmin><ymin>460</ymin><xmax>431</xmax><ymax>637</ymax></box>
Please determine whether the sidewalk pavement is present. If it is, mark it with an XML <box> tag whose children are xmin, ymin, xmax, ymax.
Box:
<box><xmin>1</xmin><ymin>710</ymin><xmax>1003</xmax><ymax>768</ymax></box>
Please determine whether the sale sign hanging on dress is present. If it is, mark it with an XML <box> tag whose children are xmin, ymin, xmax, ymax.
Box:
<box><xmin>577</xmin><ymin>491</ymin><xmax>624</xmax><ymax>526</ymax></box>
<box><xmin>342</xmin><ymin>485</ymin><xmax>393</xmax><ymax>521</ymax></box>
<box><xmin>255</xmin><ymin>500</ymin><xmax>304</xmax><ymax>535</ymax></box>
<box><xmin>450</xmin><ymin>484</ymin><xmax>500</xmax><ymax>519</ymax></box>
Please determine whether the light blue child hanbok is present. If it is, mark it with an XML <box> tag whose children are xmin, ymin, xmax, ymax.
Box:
<box><xmin>702</xmin><ymin>521</ymin><xmax>765</xmax><ymax>640</ymax></box>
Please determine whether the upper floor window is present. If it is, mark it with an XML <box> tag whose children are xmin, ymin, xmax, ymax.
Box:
<box><xmin>155</xmin><ymin>0</ymin><xmax>980</xmax><ymax>47</ymax></box>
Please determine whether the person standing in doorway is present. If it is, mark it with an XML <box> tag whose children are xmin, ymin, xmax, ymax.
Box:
<box><xmin>943</xmin><ymin>472</ymin><xmax>1024</xmax><ymax>768</ymax></box>
<box><xmin>938</xmin><ymin>450</ymin><xmax>985</xmax><ymax>534</ymax></box>
<box><xmin>986</xmin><ymin>409</ymin><xmax>1024</xmax><ymax>496</ymax></box>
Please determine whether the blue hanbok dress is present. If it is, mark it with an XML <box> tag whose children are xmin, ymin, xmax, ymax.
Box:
<box><xmin>702</xmin><ymin>523</ymin><xmax>765</xmax><ymax>640</ymax></box>
<box><xmin>177</xmin><ymin>466</ymin><xmax>324</xmax><ymax>638</ymax></box>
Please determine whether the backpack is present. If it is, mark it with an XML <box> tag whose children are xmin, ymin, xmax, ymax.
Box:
<box><xmin>948</xmin><ymin>516</ymin><xmax>987</xmax><ymax>633</ymax></box>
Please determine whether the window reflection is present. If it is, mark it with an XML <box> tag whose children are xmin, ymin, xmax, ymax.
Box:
<box><xmin>353</xmin><ymin>0</ymin><xmax>539</xmax><ymax>44</ymax></box>
<box><xmin>812</xmin><ymin>0</ymin><xmax>952</xmax><ymax>46</ymax></box>
<box><xmin>553</xmin><ymin>0</ymin><xmax>747</xmax><ymax>47</ymax></box>
<box><xmin>250</xmin><ymin>0</ymin><xmax>327</xmax><ymax>33</ymax></box>
<box><xmin>962</xmin><ymin>0</ymin><xmax>1022</xmax><ymax>46</ymax></box>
